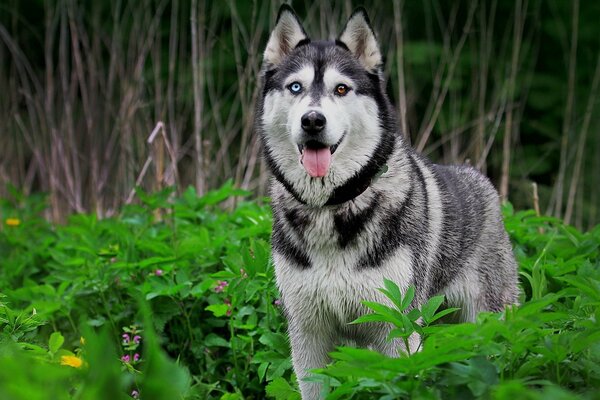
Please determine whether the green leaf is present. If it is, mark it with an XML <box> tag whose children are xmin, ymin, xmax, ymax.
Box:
<box><xmin>253</xmin><ymin>351</ymin><xmax>287</xmax><ymax>364</ymax></box>
<box><xmin>400</xmin><ymin>286</ymin><xmax>415</xmax><ymax>311</ymax></box>
<box><xmin>138</xmin><ymin>256</ymin><xmax>177</xmax><ymax>268</ymax></box>
<box><xmin>421</xmin><ymin>295</ymin><xmax>445</xmax><ymax>323</ymax></box>
<box><xmin>350</xmin><ymin>313</ymin><xmax>395</xmax><ymax>325</ymax></box>
<box><xmin>265</xmin><ymin>377</ymin><xmax>301</xmax><ymax>400</ymax></box>
<box><xmin>428</xmin><ymin>307</ymin><xmax>460</xmax><ymax>323</ymax></box>
<box><xmin>381</xmin><ymin>278</ymin><xmax>404</xmax><ymax>309</ymax></box>
<box><xmin>48</xmin><ymin>332</ymin><xmax>64</xmax><ymax>355</ymax></box>
<box><xmin>206</xmin><ymin>304</ymin><xmax>230</xmax><ymax>317</ymax></box>
<box><xmin>258</xmin><ymin>362</ymin><xmax>269</xmax><ymax>382</ymax></box>
<box><xmin>259</xmin><ymin>332</ymin><xmax>289</xmax><ymax>355</ymax></box>
<box><xmin>191</xmin><ymin>279</ymin><xmax>214</xmax><ymax>297</ymax></box>
<box><xmin>204</xmin><ymin>334</ymin><xmax>230</xmax><ymax>348</ymax></box>
<box><xmin>360</xmin><ymin>301</ymin><xmax>405</xmax><ymax>326</ymax></box>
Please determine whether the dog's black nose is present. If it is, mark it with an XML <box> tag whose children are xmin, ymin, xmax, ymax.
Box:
<box><xmin>301</xmin><ymin>111</ymin><xmax>326</xmax><ymax>134</ymax></box>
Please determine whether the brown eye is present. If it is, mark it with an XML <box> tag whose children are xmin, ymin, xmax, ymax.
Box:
<box><xmin>335</xmin><ymin>84</ymin><xmax>350</xmax><ymax>96</ymax></box>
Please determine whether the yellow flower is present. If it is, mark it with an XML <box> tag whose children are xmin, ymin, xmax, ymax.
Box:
<box><xmin>60</xmin><ymin>355</ymin><xmax>83</xmax><ymax>368</ymax></box>
<box><xmin>5</xmin><ymin>218</ymin><xmax>20</xmax><ymax>227</ymax></box>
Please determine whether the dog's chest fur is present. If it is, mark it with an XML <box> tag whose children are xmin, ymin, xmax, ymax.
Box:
<box><xmin>270</xmin><ymin>155</ymin><xmax>427</xmax><ymax>336</ymax></box>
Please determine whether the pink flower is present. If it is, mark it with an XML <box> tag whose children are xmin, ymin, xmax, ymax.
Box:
<box><xmin>155</xmin><ymin>269</ymin><xmax>163</xmax><ymax>276</ymax></box>
<box><xmin>133</xmin><ymin>335</ymin><xmax>141</xmax><ymax>344</ymax></box>
<box><xmin>131</xmin><ymin>390</ymin><xmax>140</xmax><ymax>398</ymax></box>
<box><xmin>121</xmin><ymin>354</ymin><xmax>130</xmax><ymax>363</ymax></box>
<box><xmin>133</xmin><ymin>353</ymin><xmax>140</xmax><ymax>362</ymax></box>
<box><xmin>122</xmin><ymin>333</ymin><xmax>130</xmax><ymax>344</ymax></box>
<box><xmin>215</xmin><ymin>280</ymin><xmax>228</xmax><ymax>293</ymax></box>
<box><xmin>274</xmin><ymin>299</ymin><xmax>282</xmax><ymax>307</ymax></box>
<box><xmin>224</xmin><ymin>298</ymin><xmax>232</xmax><ymax>316</ymax></box>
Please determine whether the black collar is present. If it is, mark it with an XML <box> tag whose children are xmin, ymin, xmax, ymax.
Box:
<box><xmin>324</xmin><ymin>164</ymin><xmax>388</xmax><ymax>206</ymax></box>
<box><xmin>275</xmin><ymin>163</ymin><xmax>389</xmax><ymax>207</ymax></box>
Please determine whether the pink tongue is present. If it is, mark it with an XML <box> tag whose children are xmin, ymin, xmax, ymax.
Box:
<box><xmin>301</xmin><ymin>147</ymin><xmax>331</xmax><ymax>177</ymax></box>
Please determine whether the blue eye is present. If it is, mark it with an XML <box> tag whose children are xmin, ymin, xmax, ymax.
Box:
<box><xmin>288</xmin><ymin>82</ymin><xmax>302</xmax><ymax>94</ymax></box>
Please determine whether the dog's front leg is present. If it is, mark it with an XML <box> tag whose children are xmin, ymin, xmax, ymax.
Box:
<box><xmin>288</xmin><ymin>323</ymin><xmax>333</xmax><ymax>400</ymax></box>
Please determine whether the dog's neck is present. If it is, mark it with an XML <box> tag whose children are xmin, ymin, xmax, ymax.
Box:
<box><xmin>274</xmin><ymin>162</ymin><xmax>389</xmax><ymax>207</ymax></box>
<box><xmin>323</xmin><ymin>163</ymin><xmax>388</xmax><ymax>206</ymax></box>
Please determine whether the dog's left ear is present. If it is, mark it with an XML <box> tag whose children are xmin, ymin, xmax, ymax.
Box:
<box><xmin>337</xmin><ymin>8</ymin><xmax>382</xmax><ymax>72</ymax></box>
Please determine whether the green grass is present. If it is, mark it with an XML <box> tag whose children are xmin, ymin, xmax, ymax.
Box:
<box><xmin>0</xmin><ymin>184</ymin><xmax>599</xmax><ymax>399</ymax></box>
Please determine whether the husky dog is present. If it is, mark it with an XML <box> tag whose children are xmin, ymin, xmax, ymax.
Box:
<box><xmin>257</xmin><ymin>5</ymin><xmax>519</xmax><ymax>399</ymax></box>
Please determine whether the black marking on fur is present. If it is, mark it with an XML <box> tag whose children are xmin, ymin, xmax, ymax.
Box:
<box><xmin>262</xmin><ymin>69</ymin><xmax>278</xmax><ymax>96</ymax></box>
<box><xmin>356</xmin><ymin>156</ymin><xmax>433</xmax><ymax>275</ymax></box>
<box><xmin>334</xmin><ymin>193</ymin><xmax>380</xmax><ymax>248</ymax></box>
<box><xmin>272</xmin><ymin>217</ymin><xmax>311</xmax><ymax>269</ymax></box>
<box><xmin>408</xmin><ymin>154</ymin><xmax>429</xmax><ymax>227</ymax></box>
<box><xmin>427</xmin><ymin>168</ymin><xmax>462</xmax><ymax>295</ymax></box>
<box><xmin>309</xmin><ymin>62</ymin><xmax>326</xmax><ymax>105</ymax></box>
<box><xmin>284</xmin><ymin>207</ymin><xmax>309</xmax><ymax>237</ymax></box>
<box><xmin>295</xmin><ymin>38</ymin><xmax>311</xmax><ymax>48</ymax></box>
<box><xmin>262</xmin><ymin>146</ymin><xmax>307</xmax><ymax>205</ymax></box>
<box><xmin>357</xmin><ymin>182</ymin><xmax>416</xmax><ymax>269</ymax></box>
<box><xmin>427</xmin><ymin>165</ymin><xmax>486</xmax><ymax>297</ymax></box>
<box><xmin>334</xmin><ymin>40</ymin><xmax>350</xmax><ymax>51</ymax></box>
<box><xmin>480</xmin><ymin>258</ymin><xmax>504</xmax><ymax>312</ymax></box>
<box><xmin>406</xmin><ymin>154</ymin><xmax>431</xmax><ymax>300</ymax></box>
<box><xmin>323</xmin><ymin>69</ymin><xmax>399</xmax><ymax>206</ymax></box>
<box><xmin>320</xmin><ymin>58</ymin><xmax>397</xmax><ymax>206</ymax></box>
<box><xmin>325</xmin><ymin>135</ymin><xmax>395</xmax><ymax>206</ymax></box>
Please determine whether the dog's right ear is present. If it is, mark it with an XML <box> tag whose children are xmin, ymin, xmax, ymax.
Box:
<box><xmin>263</xmin><ymin>5</ymin><xmax>309</xmax><ymax>67</ymax></box>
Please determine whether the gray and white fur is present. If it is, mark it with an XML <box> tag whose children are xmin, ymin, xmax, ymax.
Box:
<box><xmin>256</xmin><ymin>6</ymin><xmax>519</xmax><ymax>399</ymax></box>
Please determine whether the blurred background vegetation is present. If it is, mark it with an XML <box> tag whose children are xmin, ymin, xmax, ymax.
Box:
<box><xmin>0</xmin><ymin>0</ymin><xmax>599</xmax><ymax>228</ymax></box>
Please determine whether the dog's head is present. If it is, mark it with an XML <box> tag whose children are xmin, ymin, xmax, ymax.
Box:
<box><xmin>258</xmin><ymin>5</ymin><xmax>397</xmax><ymax>206</ymax></box>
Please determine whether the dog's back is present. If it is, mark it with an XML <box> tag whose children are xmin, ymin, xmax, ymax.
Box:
<box><xmin>429</xmin><ymin>162</ymin><xmax>519</xmax><ymax>320</ymax></box>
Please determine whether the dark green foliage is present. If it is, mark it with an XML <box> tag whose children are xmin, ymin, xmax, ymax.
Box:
<box><xmin>1</xmin><ymin>184</ymin><xmax>289</xmax><ymax>399</ymax></box>
<box><xmin>1</xmin><ymin>186</ymin><xmax>599</xmax><ymax>399</ymax></box>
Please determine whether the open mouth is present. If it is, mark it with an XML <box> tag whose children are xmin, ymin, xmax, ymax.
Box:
<box><xmin>297</xmin><ymin>134</ymin><xmax>345</xmax><ymax>178</ymax></box>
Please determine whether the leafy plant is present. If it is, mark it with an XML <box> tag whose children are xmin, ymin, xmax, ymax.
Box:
<box><xmin>1</xmin><ymin>188</ymin><xmax>599</xmax><ymax>399</ymax></box>
<box><xmin>349</xmin><ymin>280</ymin><xmax>459</xmax><ymax>355</ymax></box>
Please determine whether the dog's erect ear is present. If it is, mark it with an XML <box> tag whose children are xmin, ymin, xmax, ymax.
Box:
<box><xmin>337</xmin><ymin>8</ymin><xmax>382</xmax><ymax>72</ymax></box>
<box><xmin>263</xmin><ymin>5</ymin><xmax>309</xmax><ymax>67</ymax></box>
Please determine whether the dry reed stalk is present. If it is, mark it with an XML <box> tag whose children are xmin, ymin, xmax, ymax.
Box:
<box><xmin>590</xmin><ymin>137</ymin><xmax>600</xmax><ymax>231</ymax></box>
<box><xmin>553</xmin><ymin>0</ymin><xmax>579</xmax><ymax>218</ymax></box>
<box><xmin>532</xmin><ymin>182</ymin><xmax>545</xmax><ymax>234</ymax></box>
<box><xmin>475</xmin><ymin>0</ymin><xmax>496</xmax><ymax>173</ymax></box>
<box><xmin>191</xmin><ymin>0</ymin><xmax>206</xmax><ymax>195</ymax></box>
<box><xmin>564</xmin><ymin>51</ymin><xmax>600</xmax><ymax>225</ymax></box>
<box><xmin>499</xmin><ymin>0</ymin><xmax>527</xmax><ymax>201</ymax></box>
<box><xmin>532</xmin><ymin>182</ymin><xmax>540</xmax><ymax>216</ymax></box>
<box><xmin>229</xmin><ymin>0</ymin><xmax>268</xmax><ymax>193</ymax></box>
<box><xmin>392</xmin><ymin>0</ymin><xmax>409</xmax><ymax>141</ymax></box>
<box><xmin>415</xmin><ymin>1</ymin><xmax>477</xmax><ymax>153</ymax></box>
